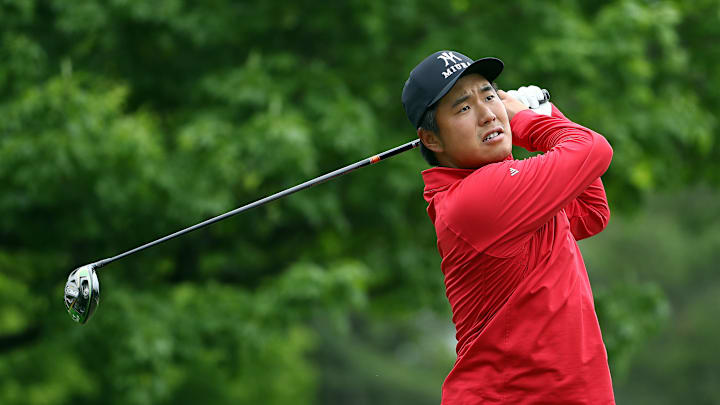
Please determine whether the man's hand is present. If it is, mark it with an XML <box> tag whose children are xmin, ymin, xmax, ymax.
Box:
<box><xmin>498</xmin><ymin>90</ymin><xmax>529</xmax><ymax>120</ymax></box>
<box><xmin>506</xmin><ymin>85</ymin><xmax>552</xmax><ymax>116</ymax></box>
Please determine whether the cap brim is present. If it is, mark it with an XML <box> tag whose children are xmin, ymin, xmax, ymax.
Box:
<box><xmin>427</xmin><ymin>57</ymin><xmax>504</xmax><ymax>108</ymax></box>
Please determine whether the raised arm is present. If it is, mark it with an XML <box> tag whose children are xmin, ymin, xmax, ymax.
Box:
<box><xmin>564</xmin><ymin>178</ymin><xmax>610</xmax><ymax>240</ymax></box>
<box><xmin>445</xmin><ymin>105</ymin><xmax>613</xmax><ymax>256</ymax></box>
<box><xmin>548</xmin><ymin>105</ymin><xmax>610</xmax><ymax>240</ymax></box>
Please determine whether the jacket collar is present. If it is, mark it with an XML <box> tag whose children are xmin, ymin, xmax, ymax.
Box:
<box><xmin>421</xmin><ymin>155</ymin><xmax>513</xmax><ymax>202</ymax></box>
<box><xmin>422</xmin><ymin>166</ymin><xmax>473</xmax><ymax>197</ymax></box>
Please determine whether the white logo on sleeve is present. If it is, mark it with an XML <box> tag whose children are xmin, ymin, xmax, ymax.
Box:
<box><xmin>509</xmin><ymin>167</ymin><xmax>519</xmax><ymax>176</ymax></box>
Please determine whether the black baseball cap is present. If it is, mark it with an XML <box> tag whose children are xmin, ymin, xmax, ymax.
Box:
<box><xmin>402</xmin><ymin>51</ymin><xmax>504</xmax><ymax>128</ymax></box>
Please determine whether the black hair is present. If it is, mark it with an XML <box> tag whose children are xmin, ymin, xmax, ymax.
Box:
<box><xmin>417</xmin><ymin>81</ymin><xmax>499</xmax><ymax>167</ymax></box>
<box><xmin>418</xmin><ymin>104</ymin><xmax>441</xmax><ymax>166</ymax></box>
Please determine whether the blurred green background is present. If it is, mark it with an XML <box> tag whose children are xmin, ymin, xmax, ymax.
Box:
<box><xmin>1</xmin><ymin>0</ymin><xmax>719</xmax><ymax>403</ymax></box>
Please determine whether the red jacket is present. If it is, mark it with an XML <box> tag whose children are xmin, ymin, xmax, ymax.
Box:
<box><xmin>422</xmin><ymin>106</ymin><xmax>615</xmax><ymax>404</ymax></box>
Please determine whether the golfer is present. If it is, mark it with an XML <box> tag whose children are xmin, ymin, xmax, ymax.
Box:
<box><xmin>402</xmin><ymin>50</ymin><xmax>615</xmax><ymax>404</ymax></box>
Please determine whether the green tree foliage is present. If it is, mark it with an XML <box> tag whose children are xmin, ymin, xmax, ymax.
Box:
<box><xmin>582</xmin><ymin>187</ymin><xmax>720</xmax><ymax>404</ymax></box>
<box><xmin>1</xmin><ymin>0</ymin><xmax>718</xmax><ymax>403</ymax></box>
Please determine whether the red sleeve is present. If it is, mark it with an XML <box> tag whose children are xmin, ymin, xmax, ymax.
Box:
<box><xmin>552</xmin><ymin>105</ymin><xmax>611</xmax><ymax>240</ymax></box>
<box><xmin>442</xmin><ymin>107</ymin><xmax>613</xmax><ymax>257</ymax></box>
<box><xmin>564</xmin><ymin>178</ymin><xmax>610</xmax><ymax>241</ymax></box>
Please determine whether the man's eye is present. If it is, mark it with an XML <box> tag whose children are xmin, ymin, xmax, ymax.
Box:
<box><xmin>460</xmin><ymin>105</ymin><xmax>471</xmax><ymax>112</ymax></box>
<box><xmin>486</xmin><ymin>94</ymin><xmax>496</xmax><ymax>101</ymax></box>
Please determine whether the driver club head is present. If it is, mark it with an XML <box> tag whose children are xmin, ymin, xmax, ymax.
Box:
<box><xmin>64</xmin><ymin>264</ymin><xmax>100</xmax><ymax>324</ymax></box>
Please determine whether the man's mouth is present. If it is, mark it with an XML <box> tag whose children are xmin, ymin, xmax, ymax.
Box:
<box><xmin>482</xmin><ymin>128</ymin><xmax>504</xmax><ymax>143</ymax></box>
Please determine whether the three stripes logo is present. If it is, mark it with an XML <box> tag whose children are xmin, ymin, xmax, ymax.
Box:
<box><xmin>509</xmin><ymin>167</ymin><xmax>520</xmax><ymax>176</ymax></box>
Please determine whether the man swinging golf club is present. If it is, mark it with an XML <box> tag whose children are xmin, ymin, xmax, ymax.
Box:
<box><xmin>402</xmin><ymin>51</ymin><xmax>615</xmax><ymax>403</ymax></box>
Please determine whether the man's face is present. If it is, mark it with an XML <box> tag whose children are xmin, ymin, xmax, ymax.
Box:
<box><xmin>428</xmin><ymin>74</ymin><xmax>512</xmax><ymax>169</ymax></box>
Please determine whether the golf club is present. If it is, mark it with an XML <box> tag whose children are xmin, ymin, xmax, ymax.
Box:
<box><xmin>64</xmin><ymin>89</ymin><xmax>550</xmax><ymax>324</ymax></box>
<box><xmin>64</xmin><ymin>139</ymin><xmax>421</xmax><ymax>323</ymax></box>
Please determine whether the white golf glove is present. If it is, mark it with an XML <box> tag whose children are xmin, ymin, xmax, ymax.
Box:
<box><xmin>506</xmin><ymin>85</ymin><xmax>552</xmax><ymax>116</ymax></box>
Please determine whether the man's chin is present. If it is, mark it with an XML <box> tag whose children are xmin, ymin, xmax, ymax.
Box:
<box><xmin>486</xmin><ymin>148</ymin><xmax>513</xmax><ymax>165</ymax></box>
<box><xmin>462</xmin><ymin>154</ymin><xmax>511</xmax><ymax>169</ymax></box>
<box><xmin>497</xmin><ymin>145</ymin><xmax>513</xmax><ymax>162</ymax></box>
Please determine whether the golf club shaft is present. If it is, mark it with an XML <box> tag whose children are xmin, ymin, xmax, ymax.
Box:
<box><xmin>94</xmin><ymin>139</ymin><xmax>421</xmax><ymax>268</ymax></box>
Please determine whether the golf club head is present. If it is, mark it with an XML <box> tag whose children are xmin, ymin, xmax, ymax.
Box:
<box><xmin>64</xmin><ymin>264</ymin><xmax>100</xmax><ymax>324</ymax></box>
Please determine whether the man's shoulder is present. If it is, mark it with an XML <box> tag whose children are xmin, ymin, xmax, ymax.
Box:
<box><xmin>444</xmin><ymin>162</ymin><xmax>516</xmax><ymax>199</ymax></box>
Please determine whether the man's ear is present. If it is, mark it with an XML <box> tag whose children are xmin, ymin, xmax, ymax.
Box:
<box><xmin>417</xmin><ymin>128</ymin><xmax>443</xmax><ymax>153</ymax></box>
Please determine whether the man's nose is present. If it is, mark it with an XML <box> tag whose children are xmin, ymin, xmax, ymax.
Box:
<box><xmin>477</xmin><ymin>104</ymin><xmax>496</xmax><ymax>125</ymax></box>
